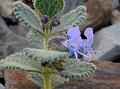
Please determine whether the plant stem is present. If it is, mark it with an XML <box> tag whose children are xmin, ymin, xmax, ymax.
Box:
<box><xmin>43</xmin><ymin>24</ymin><xmax>52</xmax><ymax>89</ymax></box>
<box><xmin>43</xmin><ymin>24</ymin><xmax>51</xmax><ymax>50</ymax></box>
<box><xmin>44</xmin><ymin>35</ymin><xmax>49</xmax><ymax>50</ymax></box>
<box><xmin>44</xmin><ymin>67</ymin><xmax>52</xmax><ymax>89</ymax></box>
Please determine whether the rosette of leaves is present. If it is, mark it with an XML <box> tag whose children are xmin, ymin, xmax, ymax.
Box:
<box><xmin>0</xmin><ymin>0</ymin><xmax>96</xmax><ymax>89</ymax></box>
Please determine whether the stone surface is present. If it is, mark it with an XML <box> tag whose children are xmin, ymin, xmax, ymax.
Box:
<box><xmin>111</xmin><ymin>7</ymin><xmax>120</xmax><ymax>24</ymax></box>
<box><xmin>93</xmin><ymin>23</ymin><xmax>120</xmax><ymax>61</ymax></box>
<box><xmin>0</xmin><ymin>0</ymin><xmax>14</xmax><ymax>17</ymax></box>
<box><xmin>4</xmin><ymin>61</ymin><xmax>120</xmax><ymax>89</ymax></box>
<box><xmin>80</xmin><ymin>0</ymin><xmax>112</xmax><ymax>31</ymax></box>
<box><xmin>61</xmin><ymin>0</ymin><xmax>86</xmax><ymax>14</ymax></box>
<box><xmin>0</xmin><ymin>84</ymin><xmax>6</xmax><ymax>89</ymax></box>
<box><xmin>0</xmin><ymin>16</ymin><xmax>31</xmax><ymax>60</ymax></box>
<box><xmin>9</xmin><ymin>25</ymin><xmax>28</xmax><ymax>37</ymax></box>
<box><xmin>0</xmin><ymin>16</ymin><xmax>9</xmax><ymax>38</ymax></box>
<box><xmin>5</xmin><ymin>70</ymin><xmax>40</xmax><ymax>89</ymax></box>
<box><xmin>0</xmin><ymin>32</ymin><xmax>31</xmax><ymax>59</ymax></box>
<box><xmin>0</xmin><ymin>31</ymin><xmax>31</xmax><ymax>59</ymax></box>
<box><xmin>112</xmin><ymin>0</ymin><xmax>119</xmax><ymax>9</ymax></box>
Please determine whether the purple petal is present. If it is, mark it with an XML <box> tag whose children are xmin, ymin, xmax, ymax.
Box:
<box><xmin>84</xmin><ymin>27</ymin><xmax>94</xmax><ymax>47</ymax></box>
<box><xmin>67</xmin><ymin>26</ymin><xmax>81</xmax><ymax>38</ymax></box>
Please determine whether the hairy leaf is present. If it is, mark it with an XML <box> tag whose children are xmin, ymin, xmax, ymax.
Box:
<box><xmin>33</xmin><ymin>0</ymin><xmax>65</xmax><ymax>18</ymax></box>
<box><xmin>13</xmin><ymin>1</ymin><xmax>43</xmax><ymax>35</ymax></box>
<box><xmin>52</xmin><ymin>6</ymin><xmax>87</xmax><ymax>35</ymax></box>
<box><xmin>27</xmin><ymin>30</ymin><xmax>44</xmax><ymax>49</ymax></box>
<box><xmin>23</xmin><ymin>48</ymin><xmax>68</xmax><ymax>63</ymax></box>
<box><xmin>61</xmin><ymin>59</ymin><xmax>96</xmax><ymax>79</ymax></box>
<box><xmin>51</xmin><ymin>74</ymin><xmax>69</xmax><ymax>88</ymax></box>
<box><xmin>27</xmin><ymin>73</ymin><xmax>68</xmax><ymax>88</ymax></box>
<box><xmin>27</xmin><ymin>72</ymin><xmax>44</xmax><ymax>88</ymax></box>
<box><xmin>0</xmin><ymin>52</ymin><xmax>43</xmax><ymax>73</ymax></box>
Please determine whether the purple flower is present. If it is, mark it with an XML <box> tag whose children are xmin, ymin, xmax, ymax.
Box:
<box><xmin>61</xmin><ymin>26</ymin><xmax>94</xmax><ymax>61</ymax></box>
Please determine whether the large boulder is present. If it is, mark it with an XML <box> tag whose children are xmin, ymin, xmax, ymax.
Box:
<box><xmin>5</xmin><ymin>70</ymin><xmax>39</xmax><ymax>89</ymax></box>
<box><xmin>111</xmin><ymin>7</ymin><xmax>120</xmax><ymax>24</ymax></box>
<box><xmin>93</xmin><ymin>23</ymin><xmax>120</xmax><ymax>61</ymax></box>
<box><xmin>0</xmin><ymin>84</ymin><xmax>6</xmax><ymax>89</ymax></box>
<box><xmin>81</xmin><ymin>0</ymin><xmax>112</xmax><ymax>31</ymax></box>
<box><xmin>112</xmin><ymin>0</ymin><xmax>120</xmax><ymax>9</ymax></box>
<box><xmin>0</xmin><ymin>0</ymin><xmax>15</xmax><ymax>17</ymax></box>
<box><xmin>0</xmin><ymin>16</ymin><xmax>31</xmax><ymax>60</ymax></box>
<box><xmin>0</xmin><ymin>29</ymin><xmax>31</xmax><ymax>60</ymax></box>
<box><xmin>0</xmin><ymin>16</ymin><xmax>9</xmax><ymax>38</ymax></box>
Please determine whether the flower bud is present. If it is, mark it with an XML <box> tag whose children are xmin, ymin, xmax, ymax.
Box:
<box><xmin>51</xmin><ymin>17</ymin><xmax>60</xmax><ymax>27</ymax></box>
<box><xmin>41</xmin><ymin>15</ymin><xmax>49</xmax><ymax>24</ymax></box>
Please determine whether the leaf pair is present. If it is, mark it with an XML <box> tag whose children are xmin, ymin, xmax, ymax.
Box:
<box><xmin>13</xmin><ymin>1</ymin><xmax>87</xmax><ymax>49</ymax></box>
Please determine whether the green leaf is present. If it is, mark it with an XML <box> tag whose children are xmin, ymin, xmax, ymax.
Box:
<box><xmin>0</xmin><ymin>52</ymin><xmax>43</xmax><ymax>73</ymax></box>
<box><xmin>27</xmin><ymin>30</ymin><xmax>44</xmax><ymax>49</ymax></box>
<box><xmin>33</xmin><ymin>0</ymin><xmax>65</xmax><ymax>18</ymax></box>
<box><xmin>27</xmin><ymin>73</ymin><xmax>68</xmax><ymax>88</ymax></box>
<box><xmin>52</xmin><ymin>6</ymin><xmax>87</xmax><ymax>35</ymax></box>
<box><xmin>51</xmin><ymin>74</ymin><xmax>69</xmax><ymax>88</ymax></box>
<box><xmin>27</xmin><ymin>72</ymin><xmax>44</xmax><ymax>88</ymax></box>
<box><xmin>61</xmin><ymin>59</ymin><xmax>96</xmax><ymax>79</ymax></box>
<box><xmin>13</xmin><ymin>1</ymin><xmax>43</xmax><ymax>35</ymax></box>
<box><xmin>23</xmin><ymin>48</ymin><xmax>68</xmax><ymax>63</ymax></box>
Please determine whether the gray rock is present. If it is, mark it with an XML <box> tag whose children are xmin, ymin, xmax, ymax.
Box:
<box><xmin>0</xmin><ymin>16</ymin><xmax>9</xmax><ymax>38</ymax></box>
<box><xmin>0</xmin><ymin>0</ymin><xmax>14</xmax><ymax>17</ymax></box>
<box><xmin>112</xmin><ymin>0</ymin><xmax>119</xmax><ymax>9</ymax></box>
<box><xmin>0</xmin><ymin>16</ymin><xmax>32</xmax><ymax>59</ymax></box>
<box><xmin>80</xmin><ymin>0</ymin><xmax>112</xmax><ymax>31</ymax></box>
<box><xmin>111</xmin><ymin>8</ymin><xmax>120</xmax><ymax>24</ymax></box>
<box><xmin>9</xmin><ymin>25</ymin><xmax>28</xmax><ymax>37</ymax></box>
<box><xmin>0</xmin><ymin>30</ymin><xmax>32</xmax><ymax>59</ymax></box>
<box><xmin>0</xmin><ymin>84</ymin><xmax>6</xmax><ymax>89</ymax></box>
<box><xmin>59</xmin><ymin>0</ymin><xmax>86</xmax><ymax>16</ymax></box>
<box><xmin>93</xmin><ymin>23</ymin><xmax>120</xmax><ymax>61</ymax></box>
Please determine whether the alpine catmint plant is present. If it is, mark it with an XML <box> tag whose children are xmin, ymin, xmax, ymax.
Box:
<box><xmin>0</xmin><ymin>0</ymin><xmax>96</xmax><ymax>89</ymax></box>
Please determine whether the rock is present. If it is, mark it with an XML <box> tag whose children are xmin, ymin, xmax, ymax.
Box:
<box><xmin>5</xmin><ymin>70</ymin><xmax>40</xmax><ymax>89</ymax></box>
<box><xmin>0</xmin><ymin>16</ymin><xmax>31</xmax><ymax>59</ymax></box>
<box><xmin>0</xmin><ymin>16</ymin><xmax>9</xmax><ymax>38</ymax></box>
<box><xmin>0</xmin><ymin>0</ymin><xmax>14</xmax><ymax>17</ymax></box>
<box><xmin>0</xmin><ymin>31</ymin><xmax>32</xmax><ymax>59</ymax></box>
<box><xmin>4</xmin><ymin>61</ymin><xmax>120</xmax><ymax>89</ymax></box>
<box><xmin>56</xmin><ymin>60</ymin><xmax>120</xmax><ymax>89</ymax></box>
<box><xmin>80</xmin><ymin>0</ymin><xmax>112</xmax><ymax>32</ymax></box>
<box><xmin>112</xmin><ymin>0</ymin><xmax>120</xmax><ymax>9</ymax></box>
<box><xmin>0</xmin><ymin>84</ymin><xmax>6</xmax><ymax>89</ymax></box>
<box><xmin>62</xmin><ymin>0</ymin><xmax>86</xmax><ymax>14</ymax></box>
<box><xmin>20</xmin><ymin>0</ymin><xmax>34</xmax><ymax>9</ymax></box>
<box><xmin>0</xmin><ymin>0</ymin><xmax>17</xmax><ymax>26</ymax></box>
<box><xmin>111</xmin><ymin>7</ymin><xmax>120</xmax><ymax>24</ymax></box>
<box><xmin>9</xmin><ymin>25</ymin><xmax>28</xmax><ymax>37</ymax></box>
<box><xmin>92</xmin><ymin>23</ymin><xmax>120</xmax><ymax>61</ymax></box>
<box><xmin>0</xmin><ymin>7</ymin><xmax>8</xmax><ymax>18</ymax></box>
<box><xmin>0</xmin><ymin>71</ymin><xmax>4</xmax><ymax>78</ymax></box>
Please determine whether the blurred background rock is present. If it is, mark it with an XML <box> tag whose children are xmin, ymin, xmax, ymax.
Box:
<box><xmin>0</xmin><ymin>0</ymin><xmax>120</xmax><ymax>89</ymax></box>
